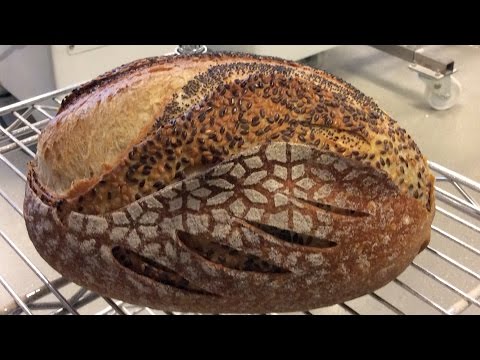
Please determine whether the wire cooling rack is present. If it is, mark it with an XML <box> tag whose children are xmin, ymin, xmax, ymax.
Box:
<box><xmin>0</xmin><ymin>85</ymin><xmax>479</xmax><ymax>315</ymax></box>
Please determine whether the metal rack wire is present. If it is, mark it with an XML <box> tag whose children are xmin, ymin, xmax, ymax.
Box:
<box><xmin>0</xmin><ymin>85</ymin><xmax>479</xmax><ymax>315</ymax></box>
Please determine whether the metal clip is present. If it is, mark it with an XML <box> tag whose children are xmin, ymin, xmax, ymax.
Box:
<box><xmin>175</xmin><ymin>45</ymin><xmax>208</xmax><ymax>55</ymax></box>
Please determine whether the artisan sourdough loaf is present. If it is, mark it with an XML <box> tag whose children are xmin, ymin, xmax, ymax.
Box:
<box><xmin>24</xmin><ymin>52</ymin><xmax>435</xmax><ymax>313</ymax></box>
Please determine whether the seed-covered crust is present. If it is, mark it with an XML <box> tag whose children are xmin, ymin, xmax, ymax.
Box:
<box><xmin>34</xmin><ymin>52</ymin><xmax>434</xmax><ymax>215</ymax></box>
<box><xmin>24</xmin><ymin>52</ymin><xmax>436</xmax><ymax>313</ymax></box>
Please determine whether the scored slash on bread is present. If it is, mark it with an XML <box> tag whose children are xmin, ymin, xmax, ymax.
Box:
<box><xmin>24</xmin><ymin>52</ymin><xmax>435</xmax><ymax>313</ymax></box>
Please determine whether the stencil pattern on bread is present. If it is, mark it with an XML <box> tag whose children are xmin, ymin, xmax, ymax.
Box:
<box><xmin>24</xmin><ymin>142</ymin><xmax>433</xmax><ymax>313</ymax></box>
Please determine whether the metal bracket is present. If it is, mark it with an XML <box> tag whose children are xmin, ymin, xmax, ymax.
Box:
<box><xmin>371</xmin><ymin>45</ymin><xmax>456</xmax><ymax>77</ymax></box>
<box><xmin>175</xmin><ymin>45</ymin><xmax>208</xmax><ymax>55</ymax></box>
<box><xmin>409</xmin><ymin>62</ymin><xmax>458</xmax><ymax>82</ymax></box>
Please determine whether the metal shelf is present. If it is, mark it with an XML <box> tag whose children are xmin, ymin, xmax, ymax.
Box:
<box><xmin>1</xmin><ymin>85</ymin><xmax>479</xmax><ymax>315</ymax></box>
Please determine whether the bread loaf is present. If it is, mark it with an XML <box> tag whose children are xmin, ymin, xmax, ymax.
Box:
<box><xmin>24</xmin><ymin>52</ymin><xmax>435</xmax><ymax>313</ymax></box>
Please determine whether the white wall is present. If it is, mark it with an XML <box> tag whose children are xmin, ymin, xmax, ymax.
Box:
<box><xmin>51</xmin><ymin>45</ymin><xmax>176</xmax><ymax>89</ymax></box>
<box><xmin>0</xmin><ymin>45</ymin><xmax>56</xmax><ymax>100</ymax></box>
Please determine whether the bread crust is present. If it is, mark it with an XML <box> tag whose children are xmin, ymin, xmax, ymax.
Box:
<box><xmin>38</xmin><ymin>54</ymin><xmax>313</xmax><ymax>195</ymax></box>
<box><xmin>25</xmin><ymin>143</ymin><xmax>434</xmax><ymax>313</ymax></box>
<box><xmin>36</xmin><ymin>52</ymin><xmax>434</xmax><ymax>214</ymax></box>
<box><xmin>25</xmin><ymin>52</ymin><xmax>436</xmax><ymax>313</ymax></box>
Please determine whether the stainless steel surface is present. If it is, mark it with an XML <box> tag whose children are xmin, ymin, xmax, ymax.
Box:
<box><xmin>371</xmin><ymin>45</ymin><xmax>455</xmax><ymax>75</ymax></box>
<box><xmin>429</xmin><ymin>162</ymin><xmax>480</xmax><ymax>192</ymax></box>
<box><xmin>0</xmin><ymin>229</ymin><xmax>79</xmax><ymax>315</ymax></box>
<box><xmin>392</xmin><ymin>278</ymin><xmax>449</xmax><ymax>314</ymax></box>
<box><xmin>435</xmin><ymin>187</ymin><xmax>480</xmax><ymax>219</ymax></box>
<box><xmin>0</xmin><ymin>274</ymin><xmax>32</xmax><ymax>315</ymax></box>
<box><xmin>0</xmin><ymin>126</ymin><xmax>36</xmax><ymax>157</ymax></box>
<box><xmin>11</xmin><ymin>112</ymin><xmax>41</xmax><ymax>135</ymax></box>
<box><xmin>1</xmin><ymin>51</ymin><xmax>479</xmax><ymax>315</ymax></box>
